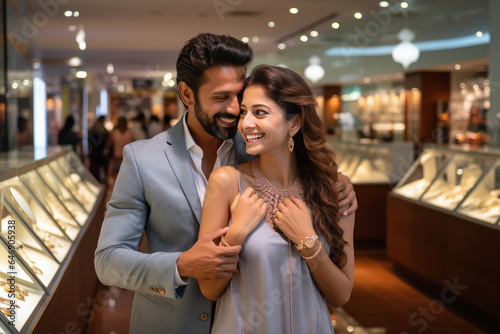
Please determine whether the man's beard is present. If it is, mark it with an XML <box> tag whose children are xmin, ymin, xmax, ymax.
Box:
<box><xmin>194</xmin><ymin>97</ymin><xmax>238</xmax><ymax>140</ymax></box>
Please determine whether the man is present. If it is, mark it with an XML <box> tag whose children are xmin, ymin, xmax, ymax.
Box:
<box><xmin>94</xmin><ymin>33</ymin><xmax>357</xmax><ymax>333</ymax></box>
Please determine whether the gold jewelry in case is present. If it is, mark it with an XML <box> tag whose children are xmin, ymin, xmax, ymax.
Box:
<box><xmin>3</xmin><ymin>284</ymin><xmax>29</xmax><ymax>301</ymax></box>
<box><xmin>0</xmin><ymin>296</ymin><xmax>20</xmax><ymax>308</ymax></box>
<box><xmin>16</xmin><ymin>242</ymin><xmax>44</xmax><ymax>275</ymax></box>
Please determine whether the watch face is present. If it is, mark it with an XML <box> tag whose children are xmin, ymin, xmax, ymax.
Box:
<box><xmin>305</xmin><ymin>239</ymin><xmax>315</xmax><ymax>248</ymax></box>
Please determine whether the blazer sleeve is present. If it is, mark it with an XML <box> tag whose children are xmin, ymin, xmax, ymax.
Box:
<box><xmin>94</xmin><ymin>144</ymin><xmax>184</xmax><ymax>300</ymax></box>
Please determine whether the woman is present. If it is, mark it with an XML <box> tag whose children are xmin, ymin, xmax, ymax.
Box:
<box><xmin>107</xmin><ymin>116</ymin><xmax>135</xmax><ymax>182</ymax></box>
<box><xmin>198</xmin><ymin>65</ymin><xmax>355</xmax><ymax>333</ymax></box>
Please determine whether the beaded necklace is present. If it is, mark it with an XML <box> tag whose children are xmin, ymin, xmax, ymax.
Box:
<box><xmin>251</xmin><ymin>158</ymin><xmax>305</xmax><ymax>232</ymax></box>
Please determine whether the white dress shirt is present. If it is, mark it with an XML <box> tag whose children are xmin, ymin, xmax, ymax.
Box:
<box><xmin>175</xmin><ymin>112</ymin><xmax>235</xmax><ymax>287</ymax></box>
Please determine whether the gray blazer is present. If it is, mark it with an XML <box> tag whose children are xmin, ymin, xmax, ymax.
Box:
<box><xmin>94</xmin><ymin>119</ymin><xmax>253</xmax><ymax>333</ymax></box>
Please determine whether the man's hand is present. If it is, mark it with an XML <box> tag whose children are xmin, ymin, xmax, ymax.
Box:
<box><xmin>177</xmin><ymin>227</ymin><xmax>241</xmax><ymax>280</ymax></box>
<box><xmin>335</xmin><ymin>172</ymin><xmax>358</xmax><ymax>216</ymax></box>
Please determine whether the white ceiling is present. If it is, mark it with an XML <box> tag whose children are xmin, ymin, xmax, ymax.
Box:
<box><xmin>26</xmin><ymin>0</ymin><xmax>491</xmax><ymax>85</ymax></box>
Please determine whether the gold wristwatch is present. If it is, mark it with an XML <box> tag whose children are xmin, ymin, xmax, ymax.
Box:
<box><xmin>295</xmin><ymin>235</ymin><xmax>318</xmax><ymax>250</ymax></box>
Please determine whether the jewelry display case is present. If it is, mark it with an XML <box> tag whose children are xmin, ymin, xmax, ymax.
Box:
<box><xmin>0</xmin><ymin>147</ymin><xmax>104</xmax><ymax>333</ymax></box>
<box><xmin>387</xmin><ymin>146</ymin><xmax>500</xmax><ymax>324</ymax></box>
<box><xmin>392</xmin><ymin>146</ymin><xmax>500</xmax><ymax>226</ymax></box>
<box><xmin>327</xmin><ymin>139</ymin><xmax>414</xmax><ymax>247</ymax></box>
<box><xmin>328</xmin><ymin>139</ymin><xmax>413</xmax><ymax>184</ymax></box>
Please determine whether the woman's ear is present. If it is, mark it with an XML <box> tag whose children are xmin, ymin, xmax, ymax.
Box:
<box><xmin>178</xmin><ymin>82</ymin><xmax>195</xmax><ymax>107</ymax></box>
<box><xmin>290</xmin><ymin>115</ymin><xmax>302</xmax><ymax>137</ymax></box>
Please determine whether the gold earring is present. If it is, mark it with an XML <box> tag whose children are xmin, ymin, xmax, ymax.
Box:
<box><xmin>288</xmin><ymin>132</ymin><xmax>295</xmax><ymax>152</ymax></box>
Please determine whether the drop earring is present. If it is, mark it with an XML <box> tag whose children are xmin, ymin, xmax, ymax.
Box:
<box><xmin>288</xmin><ymin>132</ymin><xmax>295</xmax><ymax>152</ymax></box>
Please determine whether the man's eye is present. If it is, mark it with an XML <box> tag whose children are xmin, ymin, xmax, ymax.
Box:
<box><xmin>240</xmin><ymin>110</ymin><xmax>247</xmax><ymax>115</ymax></box>
<box><xmin>214</xmin><ymin>96</ymin><xmax>227</xmax><ymax>102</ymax></box>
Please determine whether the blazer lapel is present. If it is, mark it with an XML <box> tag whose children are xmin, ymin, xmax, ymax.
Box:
<box><xmin>163</xmin><ymin>120</ymin><xmax>203</xmax><ymax>224</ymax></box>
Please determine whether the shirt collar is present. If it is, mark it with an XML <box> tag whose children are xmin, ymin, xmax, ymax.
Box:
<box><xmin>182</xmin><ymin>111</ymin><xmax>234</xmax><ymax>156</ymax></box>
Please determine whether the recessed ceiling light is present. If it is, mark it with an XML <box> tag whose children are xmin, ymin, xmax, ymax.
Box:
<box><xmin>268</xmin><ymin>21</ymin><xmax>275</xmax><ymax>28</ymax></box>
<box><xmin>300</xmin><ymin>35</ymin><xmax>308</xmax><ymax>42</ymax></box>
<box><xmin>164</xmin><ymin>72</ymin><xmax>172</xmax><ymax>81</ymax></box>
<box><xmin>332</xmin><ymin>22</ymin><xmax>340</xmax><ymax>29</ymax></box>
<box><xmin>64</xmin><ymin>11</ymin><xmax>73</xmax><ymax>17</ymax></box>
<box><xmin>460</xmin><ymin>82</ymin><xmax>466</xmax><ymax>88</ymax></box>
<box><xmin>78</xmin><ymin>41</ymin><xmax>86</xmax><ymax>50</ymax></box>
<box><xmin>289</xmin><ymin>8</ymin><xmax>298</xmax><ymax>14</ymax></box>
<box><xmin>12</xmin><ymin>82</ymin><xmax>19</xmax><ymax>89</ymax></box>
<box><xmin>23</xmin><ymin>79</ymin><xmax>30</xmax><ymax>86</ymax></box>
<box><xmin>73</xmin><ymin>11</ymin><xmax>80</xmax><ymax>17</ymax></box>
<box><xmin>252</xmin><ymin>36</ymin><xmax>259</xmax><ymax>43</ymax></box>
<box><xmin>455</xmin><ymin>64</ymin><xmax>461</xmax><ymax>70</ymax></box>
<box><xmin>379</xmin><ymin>1</ymin><xmax>389</xmax><ymax>7</ymax></box>
<box><xmin>401</xmin><ymin>2</ymin><xmax>408</xmax><ymax>9</ymax></box>
<box><xmin>476</xmin><ymin>31</ymin><xmax>483</xmax><ymax>37</ymax></box>
<box><xmin>68</xmin><ymin>25</ymin><xmax>77</xmax><ymax>31</ymax></box>
<box><xmin>310</xmin><ymin>31</ymin><xmax>318</xmax><ymax>37</ymax></box>
<box><xmin>68</xmin><ymin>57</ymin><xmax>82</xmax><ymax>67</ymax></box>
<box><xmin>76</xmin><ymin>71</ymin><xmax>87</xmax><ymax>79</ymax></box>
<box><xmin>364</xmin><ymin>77</ymin><xmax>371</xmax><ymax>84</ymax></box>
<box><xmin>242</xmin><ymin>37</ymin><xmax>249</xmax><ymax>43</ymax></box>
<box><xmin>354</xmin><ymin>12</ymin><xmax>362</xmax><ymax>19</ymax></box>
<box><xmin>107</xmin><ymin>63</ymin><xmax>114</xmax><ymax>74</ymax></box>
<box><xmin>278</xmin><ymin>43</ymin><xmax>286</xmax><ymax>50</ymax></box>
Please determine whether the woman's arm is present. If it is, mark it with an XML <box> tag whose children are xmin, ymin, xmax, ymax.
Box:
<box><xmin>197</xmin><ymin>167</ymin><xmax>267</xmax><ymax>300</ymax></box>
<box><xmin>274</xmin><ymin>197</ymin><xmax>355</xmax><ymax>307</ymax></box>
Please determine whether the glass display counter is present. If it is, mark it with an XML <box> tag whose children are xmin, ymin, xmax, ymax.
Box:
<box><xmin>328</xmin><ymin>139</ymin><xmax>413</xmax><ymax>184</ymax></box>
<box><xmin>0</xmin><ymin>147</ymin><xmax>102</xmax><ymax>333</ymax></box>
<box><xmin>393</xmin><ymin>146</ymin><xmax>500</xmax><ymax>226</ymax></box>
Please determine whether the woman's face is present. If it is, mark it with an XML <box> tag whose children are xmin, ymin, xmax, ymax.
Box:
<box><xmin>238</xmin><ymin>85</ymin><xmax>295</xmax><ymax>156</ymax></box>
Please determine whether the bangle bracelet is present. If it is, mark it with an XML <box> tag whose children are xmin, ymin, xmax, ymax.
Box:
<box><xmin>219</xmin><ymin>235</ymin><xmax>230</xmax><ymax>247</ymax></box>
<box><xmin>300</xmin><ymin>242</ymin><xmax>322</xmax><ymax>260</ymax></box>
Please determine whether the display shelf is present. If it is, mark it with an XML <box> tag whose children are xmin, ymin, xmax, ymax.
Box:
<box><xmin>392</xmin><ymin>146</ymin><xmax>500</xmax><ymax>227</ymax></box>
<box><xmin>0</xmin><ymin>147</ymin><xmax>104</xmax><ymax>333</ymax></box>
<box><xmin>328</xmin><ymin>139</ymin><xmax>413</xmax><ymax>184</ymax></box>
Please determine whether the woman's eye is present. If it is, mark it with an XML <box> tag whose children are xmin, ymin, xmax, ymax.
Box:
<box><xmin>256</xmin><ymin>109</ymin><xmax>267</xmax><ymax>115</ymax></box>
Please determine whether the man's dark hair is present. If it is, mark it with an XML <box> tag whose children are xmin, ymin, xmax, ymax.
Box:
<box><xmin>176</xmin><ymin>33</ymin><xmax>253</xmax><ymax>107</ymax></box>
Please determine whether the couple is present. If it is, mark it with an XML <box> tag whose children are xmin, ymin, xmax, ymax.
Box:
<box><xmin>95</xmin><ymin>33</ymin><xmax>355</xmax><ymax>333</ymax></box>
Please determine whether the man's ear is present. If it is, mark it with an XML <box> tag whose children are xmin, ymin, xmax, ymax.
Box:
<box><xmin>178</xmin><ymin>82</ymin><xmax>195</xmax><ymax>107</ymax></box>
<box><xmin>290</xmin><ymin>115</ymin><xmax>302</xmax><ymax>137</ymax></box>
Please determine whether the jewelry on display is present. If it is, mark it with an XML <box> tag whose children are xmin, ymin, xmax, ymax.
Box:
<box><xmin>0</xmin><ymin>297</ymin><xmax>20</xmax><ymax>308</ymax></box>
<box><xmin>300</xmin><ymin>242</ymin><xmax>322</xmax><ymax>260</ymax></box>
<box><xmin>295</xmin><ymin>235</ymin><xmax>318</xmax><ymax>251</ymax></box>
<box><xmin>252</xmin><ymin>159</ymin><xmax>305</xmax><ymax>232</ymax></box>
<box><xmin>288</xmin><ymin>132</ymin><xmax>295</xmax><ymax>152</ymax></box>
<box><xmin>16</xmin><ymin>242</ymin><xmax>44</xmax><ymax>275</ymax></box>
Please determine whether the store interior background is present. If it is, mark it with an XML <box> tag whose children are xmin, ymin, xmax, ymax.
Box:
<box><xmin>1</xmin><ymin>0</ymin><xmax>499</xmax><ymax>333</ymax></box>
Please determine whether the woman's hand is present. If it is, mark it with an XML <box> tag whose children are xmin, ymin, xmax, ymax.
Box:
<box><xmin>226</xmin><ymin>187</ymin><xmax>267</xmax><ymax>245</ymax></box>
<box><xmin>274</xmin><ymin>196</ymin><xmax>315</xmax><ymax>245</ymax></box>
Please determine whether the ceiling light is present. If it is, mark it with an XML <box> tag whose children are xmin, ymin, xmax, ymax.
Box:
<box><xmin>76</xmin><ymin>71</ymin><xmax>87</xmax><ymax>78</ymax></box>
<box><xmin>304</xmin><ymin>56</ymin><xmax>325</xmax><ymax>83</ymax></box>
<box><xmin>163</xmin><ymin>72</ymin><xmax>172</xmax><ymax>81</ymax></box>
<box><xmin>168</xmin><ymin>80</ymin><xmax>175</xmax><ymax>87</ymax></box>
<box><xmin>354</xmin><ymin>12</ymin><xmax>362</xmax><ymax>19</ymax></box>
<box><xmin>364</xmin><ymin>77</ymin><xmax>371</xmax><ymax>83</ymax></box>
<box><xmin>12</xmin><ymin>82</ymin><xmax>18</xmax><ymax>89</ymax></box>
<box><xmin>476</xmin><ymin>31</ymin><xmax>483</xmax><ymax>37</ymax></box>
<box><xmin>401</xmin><ymin>2</ymin><xmax>408</xmax><ymax>8</ymax></box>
<box><xmin>289</xmin><ymin>8</ymin><xmax>298</xmax><ymax>14</ymax></box>
<box><xmin>68</xmin><ymin>57</ymin><xmax>82</xmax><ymax>67</ymax></box>
<box><xmin>252</xmin><ymin>36</ymin><xmax>259</xmax><ymax>43</ymax></box>
<box><xmin>310</xmin><ymin>31</ymin><xmax>318</xmax><ymax>37</ymax></box>
<box><xmin>392</xmin><ymin>28</ymin><xmax>420</xmax><ymax>69</ymax></box>
<box><xmin>33</xmin><ymin>62</ymin><xmax>40</xmax><ymax>69</ymax></box>
<box><xmin>64</xmin><ymin>11</ymin><xmax>72</xmax><ymax>17</ymax></box>
<box><xmin>162</xmin><ymin>81</ymin><xmax>168</xmax><ymax>87</ymax></box>
<box><xmin>107</xmin><ymin>63</ymin><xmax>114</xmax><ymax>74</ymax></box>
<box><xmin>332</xmin><ymin>22</ymin><xmax>340</xmax><ymax>29</ymax></box>
<box><xmin>300</xmin><ymin>35</ymin><xmax>308</xmax><ymax>42</ymax></box>
<box><xmin>117</xmin><ymin>85</ymin><xmax>125</xmax><ymax>93</ymax></box>
<box><xmin>112</xmin><ymin>76</ymin><xmax>118</xmax><ymax>82</ymax></box>
<box><xmin>73</xmin><ymin>11</ymin><xmax>79</xmax><ymax>17</ymax></box>
<box><xmin>455</xmin><ymin>64</ymin><xmax>461</xmax><ymax>70</ymax></box>
<box><xmin>78</xmin><ymin>41</ymin><xmax>86</xmax><ymax>50</ymax></box>
<box><xmin>460</xmin><ymin>82</ymin><xmax>466</xmax><ymax>88</ymax></box>
<box><xmin>68</xmin><ymin>25</ymin><xmax>77</xmax><ymax>31</ymax></box>
<box><xmin>278</xmin><ymin>43</ymin><xmax>286</xmax><ymax>50</ymax></box>
<box><xmin>242</xmin><ymin>37</ymin><xmax>249</xmax><ymax>43</ymax></box>
<box><xmin>23</xmin><ymin>79</ymin><xmax>30</xmax><ymax>86</ymax></box>
<box><xmin>268</xmin><ymin>21</ymin><xmax>275</xmax><ymax>28</ymax></box>
<box><xmin>379</xmin><ymin>1</ymin><xmax>389</xmax><ymax>7</ymax></box>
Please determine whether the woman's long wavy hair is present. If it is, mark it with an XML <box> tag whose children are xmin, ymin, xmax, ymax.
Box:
<box><xmin>242</xmin><ymin>65</ymin><xmax>347</xmax><ymax>268</ymax></box>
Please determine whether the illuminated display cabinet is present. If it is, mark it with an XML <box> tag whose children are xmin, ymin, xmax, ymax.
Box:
<box><xmin>387</xmin><ymin>146</ymin><xmax>500</xmax><ymax>323</ymax></box>
<box><xmin>0</xmin><ymin>147</ymin><xmax>104</xmax><ymax>333</ymax></box>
